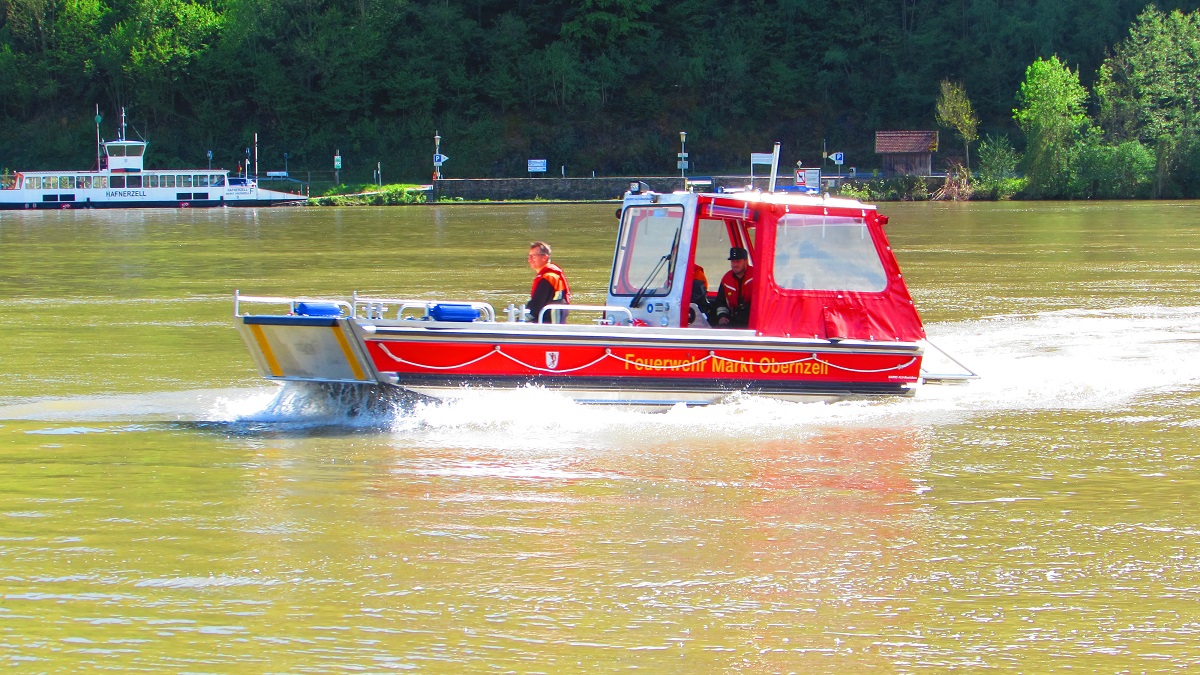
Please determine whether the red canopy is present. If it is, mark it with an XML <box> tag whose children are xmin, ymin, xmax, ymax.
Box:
<box><xmin>747</xmin><ymin>201</ymin><xmax>925</xmax><ymax>342</ymax></box>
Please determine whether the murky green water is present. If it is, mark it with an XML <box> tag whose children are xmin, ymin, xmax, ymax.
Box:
<box><xmin>2</xmin><ymin>201</ymin><xmax>1199</xmax><ymax>671</ymax></box>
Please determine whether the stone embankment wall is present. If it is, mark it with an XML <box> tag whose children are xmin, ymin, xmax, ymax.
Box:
<box><xmin>433</xmin><ymin>175</ymin><xmax>776</xmax><ymax>201</ymax></box>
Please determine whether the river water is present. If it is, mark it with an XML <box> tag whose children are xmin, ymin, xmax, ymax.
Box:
<box><xmin>1</xmin><ymin>201</ymin><xmax>1199</xmax><ymax>671</ymax></box>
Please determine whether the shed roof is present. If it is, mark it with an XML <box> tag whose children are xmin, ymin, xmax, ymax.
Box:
<box><xmin>875</xmin><ymin>131</ymin><xmax>939</xmax><ymax>154</ymax></box>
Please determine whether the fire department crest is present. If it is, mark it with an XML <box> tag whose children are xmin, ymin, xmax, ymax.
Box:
<box><xmin>545</xmin><ymin>351</ymin><xmax>560</xmax><ymax>369</ymax></box>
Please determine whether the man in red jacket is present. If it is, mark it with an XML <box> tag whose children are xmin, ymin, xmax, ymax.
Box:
<box><xmin>526</xmin><ymin>241</ymin><xmax>572</xmax><ymax>323</ymax></box>
<box><xmin>710</xmin><ymin>247</ymin><xmax>754</xmax><ymax>327</ymax></box>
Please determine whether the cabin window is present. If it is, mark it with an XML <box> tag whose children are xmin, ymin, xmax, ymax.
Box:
<box><xmin>44</xmin><ymin>176</ymin><xmax>59</xmax><ymax>189</ymax></box>
<box><xmin>79</xmin><ymin>176</ymin><xmax>91</xmax><ymax>189</ymax></box>
<box><xmin>60</xmin><ymin>176</ymin><xmax>72</xmax><ymax>187</ymax></box>
<box><xmin>108</xmin><ymin>145</ymin><xmax>126</xmax><ymax>157</ymax></box>
<box><xmin>128</xmin><ymin>145</ymin><xmax>144</xmax><ymax>157</ymax></box>
<box><xmin>126</xmin><ymin>175</ymin><xmax>142</xmax><ymax>188</ymax></box>
<box><xmin>773</xmin><ymin>215</ymin><xmax>887</xmax><ymax>292</ymax></box>
<box><xmin>110</xmin><ymin>175</ymin><xmax>126</xmax><ymax>188</ymax></box>
<box><xmin>28</xmin><ymin>177</ymin><xmax>42</xmax><ymax>190</ymax></box>
<box><xmin>163</xmin><ymin>175</ymin><xmax>175</xmax><ymax>188</ymax></box>
<box><xmin>210</xmin><ymin>174</ymin><xmax>225</xmax><ymax>186</ymax></box>
<box><xmin>694</xmin><ymin>218</ymin><xmax>742</xmax><ymax>285</ymax></box>
<box><xmin>195</xmin><ymin>175</ymin><xmax>209</xmax><ymax>188</ymax></box>
<box><xmin>610</xmin><ymin>205</ymin><xmax>684</xmax><ymax>297</ymax></box>
<box><xmin>147</xmin><ymin>174</ymin><xmax>158</xmax><ymax>188</ymax></box>
<box><xmin>179</xmin><ymin>175</ymin><xmax>192</xmax><ymax>188</ymax></box>
<box><xmin>94</xmin><ymin>176</ymin><xmax>107</xmax><ymax>188</ymax></box>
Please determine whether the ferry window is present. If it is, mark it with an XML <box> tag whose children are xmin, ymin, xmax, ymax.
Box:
<box><xmin>128</xmin><ymin>145</ymin><xmax>144</xmax><ymax>157</ymax></box>
<box><xmin>94</xmin><ymin>176</ymin><xmax>107</xmax><ymax>188</ymax></box>
<box><xmin>210</xmin><ymin>174</ymin><xmax>225</xmax><ymax>186</ymax></box>
<box><xmin>610</xmin><ymin>205</ymin><xmax>684</xmax><ymax>297</ymax></box>
<box><xmin>28</xmin><ymin>177</ymin><xmax>42</xmax><ymax>189</ymax></box>
<box><xmin>127</xmin><ymin>175</ymin><xmax>142</xmax><ymax>188</ymax></box>
<box><xmin>147</xmin><ymin>174</ymin><xmax>158</xmax><ymax>188</ymax></box>
<box><xmin>111</xmin><ymin>175</ymin><xmax>126</xmax><ymax>188</ymax></box>
<box><xmin>60</xmin><ymin>176</ymin><xmax>72</xmax><ymax>187</ymax></box>
<box><xmin>108</xmin><ymin>145</ymin><xmax>126</xmax><ymax>157</ymax></box>
<box><xmin>79</xmin><ymin>176</ymin><xmax>91</xmax><ymax>189</ymax></box>
<box><xmin>163</xmin><ymin>175</ymin><xmax>175</xmax><ymax>188</ymax></box>
<box><xmin>44</xmin><ymin>176</ymin><xmax>59</xmax><ymax>189</ymax></box>
<box><xmin>179</xmin><ymin>175</ymin><xmax>192</xmax><ymax>188</ymax></box>
<box><xmin>773</xmin><ymin>215</ymin><xmax>887</xmax><ymax>292</ymax></box>
<box><xmin>195</xmin><ymin>175</ymin><xmax>209</xmax><ymax>188</ymax></box>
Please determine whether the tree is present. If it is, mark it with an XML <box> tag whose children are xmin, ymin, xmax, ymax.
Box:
<box><xmin>1013</xmin><ymin>55</ymin><xmax>1089</xmax><ymax>198</ymax></box>
<box><xmin>934</xmin><ymin>80</ymin><xmax>979</xmax><ymax>170</ymax></box>
<box><xmin>1094</xmin><ymin>6</ymin><xmax>1200</xmax><ymax>197</ymax></box>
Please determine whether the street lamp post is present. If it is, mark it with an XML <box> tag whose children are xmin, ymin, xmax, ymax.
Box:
<box><xmin>284</xmin><ymin>152</ymin><xmax>289</xmax><ymax>176</ymax></box>
<box><xmin>678</xmin><ymin>131</ymin><xmax>688</xmax><ymax>186</ymax></box>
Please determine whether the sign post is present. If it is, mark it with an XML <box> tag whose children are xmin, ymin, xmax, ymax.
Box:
<box><xmin>677</xmin><ymin>131</ymin><xmax>688</xmax><ymax>186</ymax></box>
<box><xmin>527</xmin><ymin>159</ymin><xmax>547</xmax><ymax>177</ymax></box>
<box><xmin>333</xmin><ymin>150</ymin><xmax>341</xmax><ymax>185</ymax></box>
<box><xmin>433</xmin><ymin>132</ymin><xmax>442</xmax><ymax>180</ymax></box>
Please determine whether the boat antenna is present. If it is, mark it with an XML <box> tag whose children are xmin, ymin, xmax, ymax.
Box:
<box><xmin>94</xmin><ymin>105</ymin><xmax>102</xmax><ymax>171</ymax></box>
<box><xmin>119</xmin><ymin>107</ymin><xmax>126</xmax><ymax>141</ymax></box>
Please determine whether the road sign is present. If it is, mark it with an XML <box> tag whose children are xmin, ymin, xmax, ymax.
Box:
<box><xmin>528</xmin><ymin>159</ymin><xmax>547</xmax><ymax>173</ymax></box>
<box><xmin>433</xmin><ymin>153</ymin><xmax>448</xmax><ymax>166</ymax></box>
<box><xmin>831</xmin><ymin>152</ymin><xmax>844</xmax><ymax>165</ymax></box>
<box><xmin>334</xmin><ymin>155</ymin><xmax>342</xmax><ymax>169</ymax></box>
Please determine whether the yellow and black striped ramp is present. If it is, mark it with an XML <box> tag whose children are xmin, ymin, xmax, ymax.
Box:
<box><xmin>236</xmin><ymin>315</ymin><xmax>377</xmax><ymax>384</ymax></box>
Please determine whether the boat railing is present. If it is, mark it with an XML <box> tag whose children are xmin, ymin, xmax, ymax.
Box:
<box><xmin>538</xmin><ymin>304</ymin><xmax>635</xmax><ymax>325</ymax></box>
<box><xmin>919</xmin><ymin>338</ymin><xmax>979</xmax><ymax>384</ymax></box>
<box><xmin>353</xmin><ymin>295</ymin><xmax>498</xmax><ymax>323</ymax></box>
<box><xmin>233</xmin><ymin>291</ymin><xmax>353</xmax><ymax>318</ymax></box>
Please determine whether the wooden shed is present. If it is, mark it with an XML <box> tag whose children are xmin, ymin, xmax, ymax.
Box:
<box><xmin>875</xmin><ymin>131</ymin><xmax>938</xmax><ymax>176</ymax></box>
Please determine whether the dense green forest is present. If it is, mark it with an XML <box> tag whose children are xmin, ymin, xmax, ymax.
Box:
<box><xmin>2</xmin><ymin>0</ymin><xmax>1199</xmax><ymax>196</ymax></box>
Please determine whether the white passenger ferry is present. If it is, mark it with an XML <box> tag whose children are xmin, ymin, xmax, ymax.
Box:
<box><xmin>0</xmin><ymin>132</ymin><xmax>306</xmax><ymax>210</ymax></box>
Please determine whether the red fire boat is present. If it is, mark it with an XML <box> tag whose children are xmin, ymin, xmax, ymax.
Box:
<box><xmin>234</xmin><ymin>183</ymin><xmax>966</xmax><ymax>407</ymax></box>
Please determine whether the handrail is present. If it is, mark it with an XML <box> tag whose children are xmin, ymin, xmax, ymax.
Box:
<box><xmin>537</xmin><ymin>304</ymin><xmax>634</xmax><ymax>324</ymax></box>
<box><xmin>352</xmin><ymin>295</ymin><xmax>497</xmax><ymax>322</ymax></box>
<box><xmin>234</xmin><ymin>290</ymin><xmax>352</xmax><ymax>318</ymax></box>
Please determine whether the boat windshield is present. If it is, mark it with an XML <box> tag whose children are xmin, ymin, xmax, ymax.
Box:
<box><xmin>773</xmin><ymin>214</ymin><xmax>887</xmax><ymax>292</ymax></box>
<box><xmin>610</xmin><ymin>205</ymin><xmax>684</xmax><ymax>297</ymax></box>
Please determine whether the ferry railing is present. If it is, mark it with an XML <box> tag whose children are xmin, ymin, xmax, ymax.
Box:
<box><xmin>352</xmin><ymin>294</ymin><xmax>497</xmax><ymax>323</ymax></box>
<box><xmin>233</xmin><ymin>291</ymin><xmax>353</xmax><ymax>318</ymax></box>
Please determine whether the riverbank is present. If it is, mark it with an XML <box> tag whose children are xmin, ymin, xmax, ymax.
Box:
<box><xmin>307</xmin><ymin>173</ymin><xmax>1033</xmax><ymax>205</ymax></box>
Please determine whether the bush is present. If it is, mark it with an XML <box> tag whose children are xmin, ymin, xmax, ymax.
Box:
<box><xmin>974</xmin><ymin>135</ymin><xmax>1025</xmax><ymax>200</ymax></box>
<box><xmin>835</xmin><ymin>175</ymin><xmax>931</xmax><ymax>201</ymax></box>
<box><xmin>1068</xmin><ymin>135</ymin><xmax>1155</xmax><ymax>198</ymax></box>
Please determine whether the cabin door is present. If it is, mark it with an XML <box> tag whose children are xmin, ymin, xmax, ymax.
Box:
<box><xmin>686</xmin><ymin>213</ymin><xmax>756</xmax><ymax>327</ymax></box>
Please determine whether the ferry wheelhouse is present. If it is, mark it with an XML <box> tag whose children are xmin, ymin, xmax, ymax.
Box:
<box><xmin>0</xmin><ymin>138</ymin><xmax>304</xmax><ymax>210</ymax></box>
<box><xmin>233</xmin><ymin>180</ymin><xmax>961</xmax><ymax>407</ymax></box>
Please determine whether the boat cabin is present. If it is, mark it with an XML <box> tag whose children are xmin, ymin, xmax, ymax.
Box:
<box><xmin>605</xmin><ymin>188</ymin><xmax>925</xmax><ymax>342</ymax></box>
<box><xmin>104</xmin><ymin>140</ymin><xmax>147</xmax><ymax>172</ymax></box>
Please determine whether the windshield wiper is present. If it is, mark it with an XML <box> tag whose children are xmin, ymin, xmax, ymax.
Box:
<box><xmin>630</xmin><ymin>253</ymin><xmax>670</xmax><ymax>309</ymax></box>
<box><xmin>630</xmin><ymin>227</ymin><xmax>682</xmax><ymax>309</ymax></box>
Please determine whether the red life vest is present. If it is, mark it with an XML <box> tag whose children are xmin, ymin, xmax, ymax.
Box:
<box><xmin>532</xmin><ymin>262</ymin><xmax>572</xmax><ymax>304</ymax></box>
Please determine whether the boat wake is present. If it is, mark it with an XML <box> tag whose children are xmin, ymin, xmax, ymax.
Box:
<box><xmin>2</xmin><ymin>306</ymin><xmax>1198</xmax><ymax>442</ymax></box>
